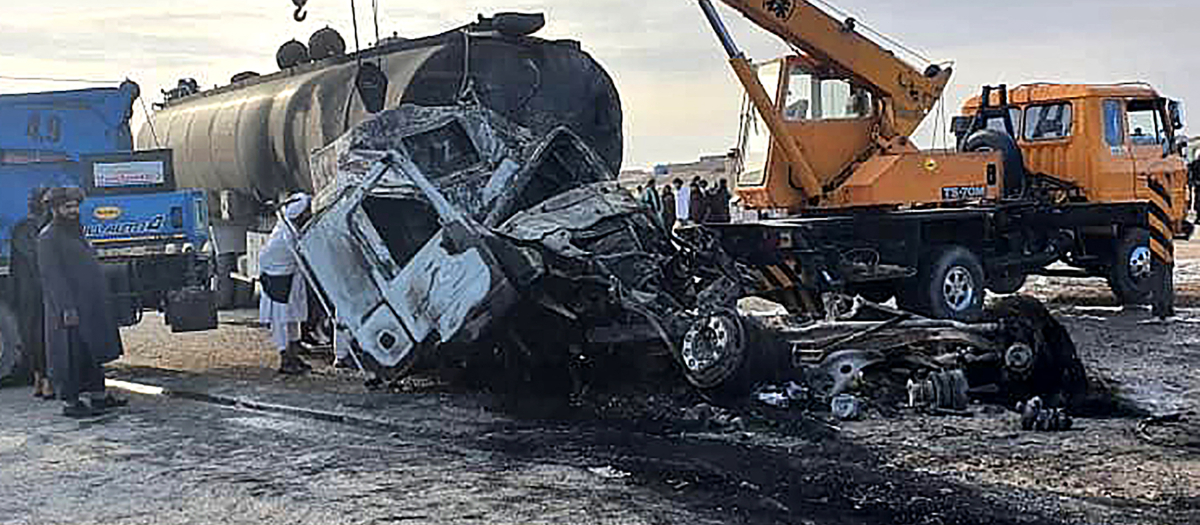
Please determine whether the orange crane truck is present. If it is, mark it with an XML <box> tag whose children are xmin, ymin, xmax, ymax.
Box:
<box><xmin>696</xmin><ymin>0</ymin><xmax>1192</xmax><ymax>320</ymax></box>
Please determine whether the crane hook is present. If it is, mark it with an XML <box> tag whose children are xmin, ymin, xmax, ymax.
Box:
<box><xmin>293</xmin><ymin>0</ymin><xmax>308</xmax><ymax>22</ymax></box>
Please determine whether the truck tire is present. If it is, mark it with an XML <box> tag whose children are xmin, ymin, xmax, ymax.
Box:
<box><xmin>918</xmin><ymin>246</ymin><xmax>986</xmax><ymax>321</ymax></box>
<box><xmin>962</xmin><ymin>129</ymin><xmax>1026</xmax><ymax>199</ymax></box>
<box><xmin>215</xmin><ymin>253</ymin><xmax>238</xmax><ymax>310</ymax></box>
<box><xmin>0</xmin><ymin>302</ymin><xmax>27</xmax><ymax>385</ymax></box>
<box><xmin>679</xmin><ymin>311</ymin><xmax>788</xmax><ymax>397</ymax></box>
<box><xmin>1107</xmin><ymin>227</ymin><xmax>1154</xmax><ymax>305</ymax></box>
<box><xmin>987</xmin><ymin>272</ymin><xmax>1027</xmax><ymax>295</ymax></box>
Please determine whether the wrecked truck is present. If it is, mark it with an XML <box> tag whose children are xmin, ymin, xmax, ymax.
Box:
<box><xmin>286</xmin><ymin>103</ymin><xmax>1089</xmax><ymax>415</ymax></box>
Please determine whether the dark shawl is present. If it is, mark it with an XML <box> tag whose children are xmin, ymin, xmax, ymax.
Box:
<box><xmin>11</xmin><ymin>216</ymin><xmax>46</xmax><ymax>369</ymax></box>
<box><xmin>38</xmin><ymin>219</ymin><xmax>123</xmax><ymax>380</ymax></box>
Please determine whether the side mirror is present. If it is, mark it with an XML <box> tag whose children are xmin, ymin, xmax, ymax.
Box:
<box><xmin>1169</xmin><ymin>100</ymin><xmax>1185</xmax><ymax>130</ymax></box>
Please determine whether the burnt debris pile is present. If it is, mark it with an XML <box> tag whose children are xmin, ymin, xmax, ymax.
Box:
<box><xmin>289</xmin><ymin>102</ymin><xmax>1092</xmax><ymax>427</ymax></box>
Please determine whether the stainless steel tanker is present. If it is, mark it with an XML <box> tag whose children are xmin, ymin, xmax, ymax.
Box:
<box><xmin>136</xmin><ymin>13</ymin><xmax>623</xmax><ymax>307</ymax></box>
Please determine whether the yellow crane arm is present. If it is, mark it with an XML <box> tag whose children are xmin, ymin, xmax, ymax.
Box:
<box><xmin>699</xmin><ymin>0</ymin><xmax>823</xmax><ymax>198</ymax></box>
<box><xmin>707</xmin><ymin>0</ymin><xmax>952</xmax><ymax>137</ymax></box>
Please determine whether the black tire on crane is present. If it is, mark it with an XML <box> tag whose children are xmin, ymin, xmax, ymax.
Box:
<box><xmin>905</xmin><ymin>246</ymin><xmax>986</xmax><ymax>322</ymax></box>
<box><xmin>987</xmin><ymin>272</ymin><xmax>1028</xmax><ymax>295</ymax></box>
<box><xmin>962</xmin><ymin>129</ymin><xmax>1027</xmax><ymax>199</ymax></box>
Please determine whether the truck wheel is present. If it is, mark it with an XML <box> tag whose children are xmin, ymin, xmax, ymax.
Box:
<box><xmin>987</xmin><ymin>272</ymin><xmax>1027</xmax><ymax>295</ymax></box>
<box><xmin>215</xmin><ymin>253</ymin><xmax>238</xmax><ymax>310</ymax></box>
<box><xmin>1107</xmin><ymin>228</ymin><xmax>1153</xmax><ymax>305</ymax></box>
<box><xmin>678</xmin><ymin>311</ymin><xmax>787</xmax><ymax>396</ymax></box>
<box><xmin>0</xmin><ymin>302</ymin><xmax>27</xmax><ymax>384</ymax></box>
<box><xmin>922</xmin><ymin>246</ymin><xmax>986</xmax><ymax>321</ymax></box>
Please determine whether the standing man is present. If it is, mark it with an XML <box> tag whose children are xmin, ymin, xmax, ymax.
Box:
<box><xmin>12</xmin><ymin>187</ymin><xmax>51</xmax><ymax>398</ymax></box>
<box><xmin>709</xmin><ymin>179</ymin><xmax>732</xmax><ymax>223</ymax></box>
<box><xmin>641</xmin><ymin>177</ymin><xmax>663</xmax><ymax>225</ymax></box>
<box><xmin>674</xmin><ymin>178</ymin><xmax>690</xmax><ymax>226</ymax></box>
<box><xmin>660</xmin><ymin>180</ymin><xmax>676</xmax><ymax>230</ymax></box>
<box><xmin>690</xmin><ymin>178</ymin><xmax>706</xmax><ymax>224</ymax></box>
<box><xmin>38</xmin><ymin>187</ymin><xmax>125</xmax><ymax>417</ymax></box>
<box><xmin>259</xmin><ymin>194</ymin><xmax>313</xmax><ymax>375</ymax></box>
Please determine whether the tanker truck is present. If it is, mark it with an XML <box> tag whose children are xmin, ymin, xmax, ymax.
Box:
<box><xmin>137</xmin><ymin>13</ymin><xmax>623</xmax><ymax>308</ymax></box>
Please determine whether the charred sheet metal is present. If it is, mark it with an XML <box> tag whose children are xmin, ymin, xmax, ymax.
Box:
<box><xmin>296</xmin><ymin>104</ymin><xmax>614</xmax><ymax>372</ymax></box>
<box><xmin>310</xmin><ymin>104</ymin><xmax>612</xmax><ymax>226</ymax></box>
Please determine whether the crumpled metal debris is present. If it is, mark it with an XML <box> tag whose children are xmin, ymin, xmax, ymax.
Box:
<box><xmin>289</xmin><ymin>102</ymin><xmax>1092</xmax><ymax>427</ymax></box>
<box><xmin>830</xmin><ymin>394</ymin><xmax>865</xmax><ymax>421</ymax></box>
<box><xmin>1018</xmin><ymin>396</ymin><xmax>1073</xmax><ymax>432</ymax></box>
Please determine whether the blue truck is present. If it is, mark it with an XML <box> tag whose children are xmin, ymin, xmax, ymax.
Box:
<box><xmin>0</xmin><ymin>81</ymin><xmax>216</xmax><ymax>381</ymax></box>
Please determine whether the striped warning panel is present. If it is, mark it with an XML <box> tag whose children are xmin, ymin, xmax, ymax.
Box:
<box><xmin>753</xmin><ymin>261</ymin><xmax>801</xmax><ymax>292</ymax></box>
<box><xmin>747</xmin><ymin>260</ymin><xmax>817</xmax><ymax>314</ymax></box>
<box><xmin>1146</xmin><ymin>179</ymin><xmax>1174</xmax><ymax>265</ymax></box>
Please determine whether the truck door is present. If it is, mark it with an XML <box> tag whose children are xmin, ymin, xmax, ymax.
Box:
<box><xmin>1126</xmin><ymin>99</ymin><xmax>1180</xmax><ymax>237</ymax></box>
<box><xmin>1096</xmin><ymin>99</ymin><xmax>1136</xmax><ymax>203</ymax></box>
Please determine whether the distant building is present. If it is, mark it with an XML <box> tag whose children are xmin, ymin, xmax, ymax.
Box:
<box><xmin>645</xmin><ymin>152</ymin><xmax>738</xmax><ymax>186</ymax></box>
<box><xmin>618</xmin><ymin>151</ymin><xmax>740</xmax><ymax>196</ymax></box>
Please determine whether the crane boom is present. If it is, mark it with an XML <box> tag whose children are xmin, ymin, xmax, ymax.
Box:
<box><xmin>713</xmin><ymin>0</ymin><xmax>951</xmax><ymax>137</ymax></box>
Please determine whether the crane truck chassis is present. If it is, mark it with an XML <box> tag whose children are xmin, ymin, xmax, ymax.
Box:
<box><xmin>698</xmin><ymin>0</ymin><xmax>1192</xmax><ymax>320</ymax></box>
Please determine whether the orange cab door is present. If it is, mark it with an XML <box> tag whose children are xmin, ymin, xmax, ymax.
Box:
<box><xmin>1126</xmin><ymin>99</ymin><xmax>1179</xmax><ymax>229</ymax></box>
<box><xmin>1095</xmin><ymin>99</ymin><xmax>1137</xmax><ymax>203</ymax></box>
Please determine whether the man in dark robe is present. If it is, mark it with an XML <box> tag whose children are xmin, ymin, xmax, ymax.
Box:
<box><xmin>641</xmin><ymin>178</ymin><xmax>664</xmax><ymax>228</ymax></box>
<box><xmin>11</xmin><ymin>187</ymin><xmax>51</xmax><ymax>398</ymax></box>
<box><xmin>689</xmin><ymin>178</ymin><xmax>707</xmax><ymax>224</ymax></box>
<box><xmin>660</xmin><ymin>182</ymin><xmax>677</xmax><ymax>230</ymax></box>
<box><xmin>708</xmin><ymin>178</ymin><xmax>732</xmax><ymax>223</ymax></box>
<box><xmin>38</xmin><ymin>187</ymin><xmax>125</xmax><ymax>417</ymax></box>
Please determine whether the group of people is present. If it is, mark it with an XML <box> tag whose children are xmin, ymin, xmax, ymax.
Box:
<box><xmin>637</xmin><ymin>177</ymin><xmax>732</xmax><ymax>229</ymax></box>
<box><xmin>10</xmin><ymin>186</ymin><xmax>126</xmax><ymax>418</ymax></box>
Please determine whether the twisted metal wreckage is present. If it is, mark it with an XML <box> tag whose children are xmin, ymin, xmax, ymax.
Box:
<box><xmin>281</xmin><ymin>103</ymin><xmax>1089</xmax><ymax>415</ymax></box>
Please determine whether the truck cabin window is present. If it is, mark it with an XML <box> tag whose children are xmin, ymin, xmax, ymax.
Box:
<box><xmin>784</xmin><ymin>66</ymin><xmax>872</xmax><ymax>121</ymax></box>
<box><xmin>1023</xmin><ymin>103</ymin><xmax>1072</xmax><ymax>141</ymax></box>
<box><xmin>1125</xmin><ymin>100</ymin><xmax>1164</xmax><ymax>146</ymax></box>
<box><xmin>736</xmin><ymin>61</ymin><xmax>783</xmax><ymax>187</ymax></box>
<box><xmin>1103</xmin><ymin>100</ymin><xmax>1126</xmax><ymax>149</ymax></box>
<box><xmin>983</xmin><ymin>108</ymin><xmax>1023</xmax><ymax>137</ymax></box>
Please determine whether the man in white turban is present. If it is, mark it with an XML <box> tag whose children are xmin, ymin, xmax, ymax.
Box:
<box><xmin>259</xmin><ymin>193</ymin><xmax>313</xmax><ymax>374</ymax></box>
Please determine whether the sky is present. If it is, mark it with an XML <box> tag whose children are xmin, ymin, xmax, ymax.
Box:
<box><xmin>1</xmin><ymin>0</ymin><xmax>1197</xmax><ymax>169</ymax></box>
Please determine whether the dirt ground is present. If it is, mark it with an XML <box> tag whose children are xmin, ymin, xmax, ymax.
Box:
<box><xmin>108</xmin><ymin>241</ymin><xmax>1200</xmax><ymax>524</ymax></box>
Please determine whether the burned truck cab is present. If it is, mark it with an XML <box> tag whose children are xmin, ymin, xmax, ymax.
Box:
<box><xmin>294</xmin><ymin>104</ymin><xmax>612</xmax><ymax>374</ymax></box>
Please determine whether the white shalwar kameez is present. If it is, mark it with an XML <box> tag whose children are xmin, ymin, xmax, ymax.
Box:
<box><xmin>259</xmin><ymin>194</ymin><xmax>310</xmax><ymax>352</ymax></box>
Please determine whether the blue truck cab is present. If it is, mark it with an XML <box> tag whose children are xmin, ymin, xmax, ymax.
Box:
<box><xmin>0</xmin><ymin>81</ymin><xmax>215</xmax><ymax>380</ymax></box>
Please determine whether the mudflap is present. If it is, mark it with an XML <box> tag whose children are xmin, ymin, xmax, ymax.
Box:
<box><xmin>166</xmin><ymin>287</ymin><xmax>218</xmax><ymax>333</ymax></box>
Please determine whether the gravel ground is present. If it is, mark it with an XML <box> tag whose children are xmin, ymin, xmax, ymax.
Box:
<box><xmin>11</xmin><ymin>241</ymin><xmax>1196</xmax><ymax>524</ymax></box>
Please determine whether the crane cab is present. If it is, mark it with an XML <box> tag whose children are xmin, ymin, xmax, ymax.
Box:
<box><xmin>735</xmin><ymin>56</ymin><xmax>878</xmax><ymax>210</ymax></box>
<box><xmin>734</xmin><ymin>55</ymin><xmax>1000</xmax><ymax>212</ymax></box>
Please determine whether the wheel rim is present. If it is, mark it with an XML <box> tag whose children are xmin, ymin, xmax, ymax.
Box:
<box><xmin>942</xmin><ymin>266</ymin><xmax>976</xmax><ymax>312</ymax></box>
<box><xmin>679</xmin><ymin>313</ymin><xmax>743</xmax><ymax>389</ymax></box>
<box><xmin>1129</xmin><ymin>246</ymin><xmax>1152</xmax><ymax>281</ymax></box>
<box><xmin>681</xmin><ymin>316</ymin><xmax>732</xmax><ymax>374</ymax></box>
